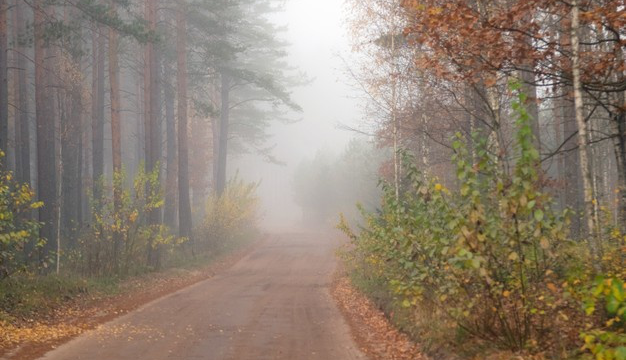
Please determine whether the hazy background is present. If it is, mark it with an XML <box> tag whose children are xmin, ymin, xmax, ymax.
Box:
<box><xmin>231</xmin><ymin>0</ymin><xmax>363</xmax><ymax>231</ymax></box>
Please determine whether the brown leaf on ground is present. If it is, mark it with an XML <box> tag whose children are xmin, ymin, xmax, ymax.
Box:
<box><xmin>331</xmin><ymin>273</ymin><xmax>427</xmax><ymax>360</ymax></box>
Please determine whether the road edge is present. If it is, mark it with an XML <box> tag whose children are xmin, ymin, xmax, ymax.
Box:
<box><xmin>330</xmin><ymin>267</ymin><xmax>427</xmax><ymax>360</ymax></box>
<box><xmin>1</xmin><ymin>236</ymin><xmax>265</xmax><ymax>360</ymax></box>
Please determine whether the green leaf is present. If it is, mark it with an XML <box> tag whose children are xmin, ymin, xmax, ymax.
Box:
<box><xmin>534</xmin><ymin>209</ymin><xmax>544</xmax><ymax>222</ymax></box>
<box><xmin>606</xmin><ymin>296</ymin><xmax>620</xmax><ymax>314</ymax></box>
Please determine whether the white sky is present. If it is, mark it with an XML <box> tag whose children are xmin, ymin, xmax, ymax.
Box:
<box><xmin>231</xmin><ymin>0</ymin><xmax>363</xmax><ymax>230</ymax></box>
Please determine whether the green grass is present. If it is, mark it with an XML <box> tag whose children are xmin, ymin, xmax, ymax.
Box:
<box><xmin>0</xmin><ymin>274</ymin><xmax>120</xmax><ymax>323</ymax></box>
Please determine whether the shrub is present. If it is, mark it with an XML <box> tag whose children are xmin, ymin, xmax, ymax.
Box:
<box><xmin>340</xmin><ymin>84</ymin><xmax>625</xmax><ymax>358</ymax></box>
<box><xmin>0</xmin><ymin>152</ymin><xmax>43</xmax><ymax>279</ymax></box>
<box><xmin>198</xmin><ymin>174</ymin><xmax>259</xmax><ymax>253</ymax></box>
<box><xmin>70</xmin><ymin>165</ymin><xmax>185</xmax><ymax>276</ymax></box>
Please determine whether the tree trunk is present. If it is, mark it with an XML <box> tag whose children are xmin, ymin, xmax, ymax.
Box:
<box><xmin>143</xmin><ymin>0</ymin><xmax>155</xmax><ymax>176</ymax></box>
<box><xmin>13</xmin><ymin>0</ymin><xmax>30</xmax><ymax>186</ymax></box>
<box><xmin>143</xmin><ymin>0</ymin><xmax>153</xmax><ymax>175</ymax></box>
<box><xmin>610</xmin><ymin>31</ymin><xmax>626</xmax><ymax>234</ymax></box>
<box><xmin>570</xmin><ymin>0</ymin><xmax>601</xmax><ymax>262</ymax></box>
<box><xmin>152</xmin><ymin>35</ymin><xmax>162</xmax><ymax>223</ymax></box>
<box><xmin>164</xmin><ymin>63</ymin><xmax>177</xmax><ymax>229</ymax></box>
<box><xmin>216</xmin><ymin>73</ymin><xmax>230</xmax><ymax>196</ymax></box>
<box><xmin>212</xmin><ymin>115</ymin><xmax>219</xmax><ymax>194</ymax></box>
<box><xmin>177</xmin><ymin>0</ymin><xmax>193</xmax><ymax>242</ymax></box>
<box><xmin>0</xmin><ymin>0</ymin><xmax>8</xmax><ymax>159</ymax></box>
<box><xmin>60</xmin><ymin>6</ymin><xmax>84</xmax><ymax>249</ymax></box>
<box><xmin>61</xmin><ymin>73</ymin><xmax>83</xmax><ymax>249</ymax></box>
<box><xmin>611</xmin><ymin>108</ymin><xmax>626</xmax><ymax>234</ymax></box>
<box><xmin>144</xmin><ymin>0</ymin><xmax>161</xmax><ymax>267</ymax></box>
<box><xmin>35</xmin><ymin>2</ymin><xmax>58</xmax><ymax>265</ymax></box>
<box><xmin>92</xmin><ymin>23</ymin><xmax>105</xmax><ymax>203</ymax></box>
<box><xmin>559</xmin><ymin>86</ymin><xmax>583</xmax><ymax>237</ymax></box>
<box><xmin>108</xmin><ymin>0</ymin><xmax>122</xmax><ymax>269</ymax></box>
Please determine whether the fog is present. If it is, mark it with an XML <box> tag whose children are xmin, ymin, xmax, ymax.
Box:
<box><xmin>231</xmin><ymin>0</ymin><xmax>363</xmax><ymax>231</ymax></box>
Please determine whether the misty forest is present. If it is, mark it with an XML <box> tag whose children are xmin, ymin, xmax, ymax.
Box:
<box><xmin>0</xmin><ymin>0</ymin><xmax>624</xmax><ymax>359</ymax></box>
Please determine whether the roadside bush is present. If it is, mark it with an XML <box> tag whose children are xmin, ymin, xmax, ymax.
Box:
<box><xmin>0</xmin><ymin>151</ymin><xmax>43</xmax><ymax>279</ymax></box>
<box><xmin>340</xmin><ymin>85</ymin><xmax>625</xmax><ymax>358</ymax></box>
<box><xmin>69</xmin><ymin>165</ymin><xmax>186</xmax><ymax>276</ymax></box>
<box><xmin>198</xmin><ymin>175</ymin><xmax>259</xmax><ymax>253</ymax></box>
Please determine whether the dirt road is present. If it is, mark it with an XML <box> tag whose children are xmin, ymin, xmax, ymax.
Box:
<box><xmin>38</xmin><ymin>233</ymin><xmax>366</xmax><ymax>360</ymax></box>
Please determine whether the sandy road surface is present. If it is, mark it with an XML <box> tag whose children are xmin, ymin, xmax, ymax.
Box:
<box><xmin>38</xmin><ymin>233</ymin><xmax>366</xmax><ymax>360</ymax></box>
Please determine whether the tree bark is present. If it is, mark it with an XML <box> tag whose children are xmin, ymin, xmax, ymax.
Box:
<box><xmin>216</xmin><ymin>73</ymin><xmax>230</xmax><ymax>196</ymax></box>
<box><xmin>143</xmin><ymin>1</ymin><xmax>153</xmax><ymax>175</ymax></box>
<box><xmin>0</xmin><ymin>0</ymin><xmax>8</xmax><ymax>160</ymax></box>
<box><xmin>559</xmin><ymin>86</ymin><xmax>583</xmax><ymax>237</ymax></box>
<box><xmin>13</xmin><ymin>0</ymin><xmax>30</xmax><ymax>186</ymax></box>
<box><xmin>61</xmin><ymin>70</ymin><xmax>83</xmax><ymax>249</ymax></box>
<box><xmin>570</xmin><ymin>0</ymin><xmax>601</xmax><ymax>262</ymax></box>
<box><xmin>144</xmin><ymin>0</ymin><xmax>161</xmax><ymax>267</ymax></box>
<box><xmin>164</xmin><ymin>63</ymin><xmax>177</xmax><ymax>229</ymax></box>
<box><xmin>108</xmin><ymin>0</ymin><xmax>122</xmax><ymax>268</ymax></box>
<box><xmin>177</xmin><ymin>0</ymin><xmax>193</xmax><ymax>241</ymax></box>
<box><xmin>35</xmin><ymin>2</ymin><xmax>58</xmax><ymax>264</ymax></box>
<box><xmin>610</xmin><ymin>30</ymin><xmax>626</xmax><ymax>234</ymax></box>
<box><xmin>92</xmin><ymin>23</ymin><xmax>105</xmax><ymax>203</ymax></box>
<box><xmin>151</xmin><ymin>33</ymin><xmax>162</xmax><ymax>224</ymax></box>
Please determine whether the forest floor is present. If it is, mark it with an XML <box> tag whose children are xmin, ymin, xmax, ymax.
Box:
<box><xmin>0</xmin><ymin>239</ymin><xmax>261</xmax><ymax>360</ymax></box>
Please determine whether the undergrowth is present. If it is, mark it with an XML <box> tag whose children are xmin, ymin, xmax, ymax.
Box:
<box><xmin>339</xmin><ymin>83</ymin><xmax>626</xmax><ymax>359</ymax></box>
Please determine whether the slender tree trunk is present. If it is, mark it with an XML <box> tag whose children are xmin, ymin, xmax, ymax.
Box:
<box><xmin>216</xmin><ymin>73</ymin><xmax>230</xmax><ymax>196</ymax></box>
<box><xmin>92</xmin><ymin>23</ymin><xmax>105</xmax><ymax>202</ymax></box>
<box><xmin>0</xmin><ymin>1</ymin><xmax>8</xmax><ymax>159</ymax></box>
<box><xmin>61</xmin><ymin>6</ymin><xmax>83</xmax><ymax>249</ymax></box>
<box><xmin>12</xmin><ymin>1</ymin><xmax>21</xmax><ymax>178</ymax></box>
<box><xmin>77</xmin><ymin>112</ymin><xmax>84</xmax><ymax>226</ymax></box>
<box><xmin>212</xmin><ymin>113</ymin><xmax>219</xmax><ymax>193</ymax></box>
<box><xmin>144</xmin><ymin>0</ymin><xmax>161</xmax><ymax>267</ymax></box>
<box><xmin>152</xmin><ymin>37</ymin><xmax>162</xmax><ymax>223</ymax></box>
<box><xmin>13</xmin><ymin>0</ymin><xmax>30</xmax><ymax>186</ymax></box>
<box><xmin>61</xmin><ymin>74</ymin><xmax>82</xmax><ymax>249</ymax></box>
<box><xmin>143</xmin><ymin>1</ymin><xmax>153</xmax><ymax>175</ymax></box>
<box><xmin>14</xmin><ymin>0</ymin><xmax>32</xmax><ymax>263</ymax></box>
<box><xmin>108</xmin><ymin>1</ymin><xmax>122</xmax><ymax>269</ymax></box>
<box><xmin>610</xmin><ymin>34</ymin><xmax>626</xmax><ymax>234</ymax></box>
<box><xmin>164</xmin><ymin>63</ymin><xmax>177</xmax><ymax>229</ymax></box>
<box><xmin>35</xmin><ymin>2</ymin><xmax>58</xmax><ymax>265</ymax></box>
<box><xmin>560</xmin><ymin>87</ymin><xmax>583</xmax><ymax>236</ymax></box>
<box><xmin>570</xmin><ymin>0</ymin><xmax>601</xmax><ymax>262</ymax></box>
<box><xmin>612</xmin><ymin>110</ymin><xmax>626</xmax><ymax>233</ymax></box>
<box><xmin>177</xmin><ymin>0</ymin><xmax>193</xmax><ymax>242</ymax></box>
<box><xmin>553</xmin><ymin>100</ymin><xmax>565</xmax><ymax>211</ymax></box>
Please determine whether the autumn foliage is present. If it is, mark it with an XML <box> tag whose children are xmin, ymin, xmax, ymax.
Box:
<box><xmin>340</xmin><ymin>88</ymin><xmax>626</xmax><ymax>358</ymax></box>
